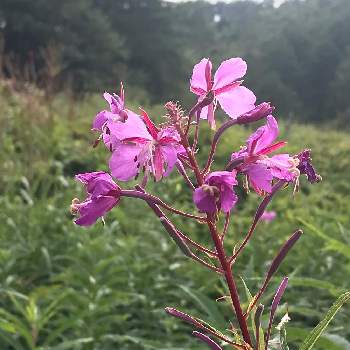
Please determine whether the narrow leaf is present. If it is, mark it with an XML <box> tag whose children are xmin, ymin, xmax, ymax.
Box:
<box><xmin>193</xmin><ymin>331</ymin><xmax>223</xmax><ymax>350</ymax></box>
<box><xmin>246</xmin><ymin>230</ymin><xmax>302</xmax><ymax>315</ymax></box>
<box><xmin>159</xmin><ymin>217</ymin><xmax>193</xmax><ymax>257</ymax></box>
<box><xmin>254</xmin><ymin>304</ymin><xmax>264</xmax><ymax>350</ymax></box>
<box><xmin>165</xmin><ymin>307</ymin><xmax>203</xmax><ymax>328</ymax></box>
<box><xmin>265</xmin><ymin>277</ymin><xmax>289</xmax><ymax>349</ymax></box>
<box><xmin>299</xmin><ymin>291</ymin><xmax>350</xmax><ymax>350</ymax></box>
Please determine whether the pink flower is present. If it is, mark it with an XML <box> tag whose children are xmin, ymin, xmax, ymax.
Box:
<box><xmin>190</xmin><ymin>58</ymin><xmax>256</xmax><ymax>129</ymax></box>
<box><xmin>92</xmin><ymin>83</ymin><xmax>128</xmax><ymax>132</ymax></box>
<box><xmin>109</xmin><ymin>110</ymin><xmax>184</xmax><ymax>182</ymax></box>
<box><xmin>232</xmin><ymin>116</ymin><xmax>299</xmax><ymax>194</ymax></box>
<box><xmin>261</xmin><ymin>210</ymin><xmax>277</xmax><ymax>223</ymax></box>
<box><xmin>71</xmin><ymin>172</ymin><xmax>121</xmax><ymax>226</ymax></box>
<box><xmin>193</xmin><ymin>171</ymin><xmax>238</xmax><ymax>213</ymax></box>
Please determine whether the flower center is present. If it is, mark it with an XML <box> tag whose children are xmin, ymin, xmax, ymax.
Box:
<box><xmin>202</xmin><ymin>184</ymin><xmax>220</xmax><ymax>199</ymax></box>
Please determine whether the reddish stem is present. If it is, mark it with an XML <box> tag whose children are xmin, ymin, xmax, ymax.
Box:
<box><xmin>191</xmin><ymin>110</ymin><xmax>201</xmax><ymax>153</ymax></box>
<box><xmin>134</xmin><ymin>186</ymin><xmax>221</xmax><ymax>274</ymax></box>
<box><xmin>175</xmin><ymin>123</ymin><xmax>204</xmax><ymax>186</ymax></box>
<box><xmin>207</xmin><ymin>215</ymin><xmax>252</xmax><ymax>346</ymax></box>
<box><xmin>221</xmin><ymin>212</ymin><xmax>231</xmax><ymax>243</ymax></box>
<box><xmin>203</xmin><ymin>102</ymin><xmax>274</xmax><ymax>175</ymax></box>
<box><xmin>176</xmin><ymin>162</ymin><xmax>195</xmax><ymax>191</ymax></box>
<box><xmin>120</xmin><ymin>189</ymin><xmax>206</xmax><ymax>221</ymax></box>
<box><xmin>176</xmin><ymin>123</ymin><xmax>252</xmax><ymax>345</ymax></box>
<box><xmin>228</xmin><ymin>180</ymin><xmax>286</xmax><ymax>265</ymax></box>
<box><xmin>176</xmin><ymin>229</ymin><xmax>217</xmax><ymax>258</ymax></box>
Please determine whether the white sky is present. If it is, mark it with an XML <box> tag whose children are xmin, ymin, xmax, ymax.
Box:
<box><xmin>166</xmin><ymin>0</ymin><xmax>286</xmax><ymax>6</ymax></box>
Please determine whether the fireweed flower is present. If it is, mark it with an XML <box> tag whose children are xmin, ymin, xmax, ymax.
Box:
<box><xmin>261</xmin><ymin>210</ymin><xmax>277</xmax><ymax>223</ymax></box>
<box><xmin>92</xmin><ymin>83</ymin><xmax>136</xmax><ymax>151</ymax></box>
<box><xmin>231</xmin><ymin>115</ymin><xmax>299</xmax><ymax>194</ymax></box>
<box><xmin>93</xmin><ymin>83</ymin><xmax>129</xmax><ymax>132</ymax></box>
<box><xmin>190</xmin><ymin>57</ymin><xmax>256</xmax><ymax>129</ymax></box>
<box><xmin>193</xmin><ymin>171</ymin><xmax>238</xmax><ymax>213</ymax></box>
<box><xmin>71</xmin><ymin>172</ymin><xmax>121</xmax><ymax>226</ymax></box>
<box><xmin>109</xmin><ymin>110</ymin><xmax>184</xmax><ymax>182</ymax></box>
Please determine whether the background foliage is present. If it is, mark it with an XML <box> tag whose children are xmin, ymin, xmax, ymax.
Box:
<box><xmin>0</xmin><ymin>80</ymin><xmax>349</xmax><ymax>349</ymax></box>
<box><xmin>0</xmin><ymin>0</ymin><xmax>349</xmax><ymax>349</ymax></box>
<box><xmin>0</xmin><ymin>0</ymin><xmax>350</xmax><ymax>123</ymax></box>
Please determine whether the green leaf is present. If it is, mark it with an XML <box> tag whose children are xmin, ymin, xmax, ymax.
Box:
<box><xmin>297</xmin><ymin>219</ymin><xmax>350</xmax><ymax>260</ymax></box>
<box><xmin>240</xmin><ymin>277</ymin><xmax>265</xmax><ymax>350</ymax></box>
<box><xmin>299</xmin><ymin>291</ymin><xmax>350</xmax><ymax>350</ymax></box>
<box><xmin>287</xmin><ymin>327</ymin><xmax>344</xmax><ymax>350</ymax></box>
<box><xmin>179</xmin><ymin>285</ymin><xmax>227</xmax><ymax>330</ymax></box>
<box><xmin>47</xmin><ymin>337</ymin><xmax>94</xmax><ymax>350</ymax></box>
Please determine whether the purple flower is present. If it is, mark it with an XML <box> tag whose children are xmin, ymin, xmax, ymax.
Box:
<box><xmin>92</xmin><ymin>83</ymin><xmax>129</xmax><ymax>132</ymax></box>
<box><xmin>261</xmin><ymin>210</ymin><xmax>277</xmax><ymax>223</ymax></box>
<box><xmin>108</xmin><ymin>110</ymin><xmax>184</xmax><ymax>182</ymax></box>
<box><xmin>193</xmin><ymin>171</ymin><xmax>238</xmax><ymax>213</ymax></box>
<box><xmin>71</xmin><ymin>172</ymin><xmax>121</xmax><ymax>226</ymax></box>
<box><xmin>231</xmin><ymin>116</ymin><xmax>299</xmax><ymax>194</ymax></box>
<box><xmin>190</xmin><ymin>58</ymin><xmax>256</xmax><ymax>129</ymax></box>
<box><xmin>296</xmin><ymin>149</ymin><xmax>322</xmax><ymax>184</ymax></box>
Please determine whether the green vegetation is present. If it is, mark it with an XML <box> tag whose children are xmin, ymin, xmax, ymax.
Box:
<box><xmin>0</xmin><ymin>82</ymin><xmax>349</xmax><ymax>349</ymax></box>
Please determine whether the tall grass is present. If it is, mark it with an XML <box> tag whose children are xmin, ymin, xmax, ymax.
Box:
<box><xmin>0</xmin><ymin>81</ymin><xmax>349</xmax><ymax>349</ymax></box>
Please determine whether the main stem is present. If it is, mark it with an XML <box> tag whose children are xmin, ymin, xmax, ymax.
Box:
<box><xmin>207</xmin><ymin>216</ymin><xmax>252</xmax><ymax>346</ymax></box>
<box><xmin>176</xmin><ymin>117</ymin><xmax>251</xmax><ymax>345</ymax></box>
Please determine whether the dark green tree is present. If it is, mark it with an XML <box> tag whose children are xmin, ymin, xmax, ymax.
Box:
<box><xmin>0</xmin><ymin>0</ymin><xmax>126</xmax><ymax>91</ymax></box>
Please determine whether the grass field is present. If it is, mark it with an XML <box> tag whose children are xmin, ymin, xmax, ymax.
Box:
<box><xmin>0</xmin><ymin>81</ymin><xmax>349</xmax><ymax>349</ymax></box>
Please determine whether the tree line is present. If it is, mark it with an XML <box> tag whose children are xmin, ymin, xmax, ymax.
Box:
<box><xmin>0</xmin><ymin>0</ymin><xmax>349</xmax><ymax>122</ymax></box>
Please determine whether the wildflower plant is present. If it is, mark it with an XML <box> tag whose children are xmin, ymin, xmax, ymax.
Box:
<box><xmin>71</xmin><ymin>58</ymin><xmax>349</xmax><ymax>349</ymax></box>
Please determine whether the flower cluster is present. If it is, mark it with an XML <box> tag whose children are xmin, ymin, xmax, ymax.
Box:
<box><xmin>72</xmin><ymin>57</ymin><xmax>321</xmax><ymax>349</ymax></box>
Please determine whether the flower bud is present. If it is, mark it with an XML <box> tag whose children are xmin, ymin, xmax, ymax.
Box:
<box><xmin>237</xmin><ymin>102</ymin><xmax>274</xmax><ymax>124</ymax></box>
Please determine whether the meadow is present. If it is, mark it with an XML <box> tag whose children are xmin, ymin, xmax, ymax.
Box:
<box><xmin>0</xmin><ymin>81</ymin><xmax>349</xmax><ymax>349</ymax></box>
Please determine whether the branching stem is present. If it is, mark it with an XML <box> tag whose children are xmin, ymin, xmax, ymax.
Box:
<box><xmin>120</xmin><ymin>189</ymin><xmax>206</xmax><ymax>221</ymax></box>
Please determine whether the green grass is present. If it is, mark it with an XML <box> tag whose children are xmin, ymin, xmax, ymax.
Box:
<box><xmin>0</xmin><ymin>81</ymin><xmax>349</xmax><ymax>349</ymax></box>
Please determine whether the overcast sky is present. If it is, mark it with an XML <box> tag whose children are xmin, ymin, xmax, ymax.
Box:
<box><xmin>166</xmin><ymin>0</ymin><xmax>287</xmax><ymax>6</ymax></box>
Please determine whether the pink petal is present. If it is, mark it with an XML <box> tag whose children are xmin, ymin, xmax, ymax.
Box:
<box><xmin>75</xmin><ymin>196</ymin><xmax>118</xmax><ymax>226</ymax></box>
<box><xmin>246</xmin><ymin>163</ymin><xmax>273</xmax><ymax>194</ymax></box>
<box><xmin>213</xmin><ymin>58</ymin><xmax>247</xmax><ymax>91</ymax></box>
<box><xmin>75</xmin><ymin>172</ymin><xmax>117</xmax><ymax>196</ymax></box>
<box><xmin>103</xmin><ymin>92</ymin><xmax>123</xmax><ymax>114</ymax></box>
<box><xmin>261</xmin><ymin>210</ymin><xmax>277</xmax><ymax>222</ymax></box>
<box><xmin>220</xmin><ymin>187</ymin><xmax>238</xmax><ymax>213</ymax></box>
<box><xmin>193</xmin><ymin>188</ymin><xmax>216</xmax><ymax>213</ymax></box>
<box><xmin>199</xmin><ymin>105</ymin><xmax>209</xmax><ymax>119</ymax></box>
<box><xmin>248</xmin><ymin>115</ymin><xmax>279</xmax><ymax>154</ymax></box>
<box><xmin>207</xmin><ymin>103</ymin><xmax>216</xmax><ymax>129</ymax></box>
<box><xmin>264</xmin><ymin>154</ymin><xmax>297</xmax><ymax>182</ymax></box>
<box><xmin>153</xmin><ymin>146</ymin><xmax>163</xmax><ymax>181</ymax></box>
<box><xmin>158</xmin><ymin>127</ymin><xmax>181</xmax><ymax>143</ymax></box>
<box><xmin>93</xmin><ymin>110</ymin><xmax>108</xmax><ymax>131</ymax></box>
<box><xmin>199</xmin><ymin>103</ymin><xmax>218</xmax><ymax>129</ymax></box>
<box><xmin>190</xmin><ymin>58</ymin><xmax>212</xmax><ymax>95</ymax></box>
<box><xmin>75</xmin><ymin>171</ymin><xmax>107</xmax><ymax>185</ymax></box>
<box><xmin>108</xmin><ymin>112</ymin><xmax>151</xmax><ymax>141</ymax></box>
<box><xmin>160</xmin><ymin>144</ymin><xmax>182</xmax><ymax>177</ymax></box>
<box><xmin>206</xmin><ymin>171</ymin><xmax>238</xmax><ymax>187</ymax></box>
<box><xmin>109</xmin><ymin>143</ymin><xmax>143</xmax><ymax>181</ymax></box>
<box><xmin>217</xmin><ymin>86</ymin><xmax>256</xmax><ymax>119</ymax></box>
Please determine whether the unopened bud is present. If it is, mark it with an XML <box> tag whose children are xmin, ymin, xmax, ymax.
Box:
<box><xmin>237</xmin><ymin>102</ymin><xmax>274</xmax><ymax>124</ymax></box>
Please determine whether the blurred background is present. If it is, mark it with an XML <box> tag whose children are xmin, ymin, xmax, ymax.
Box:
<box><xmin>0</xmin><ymin>0</ymin><xmax>349</xmax><ymax>349</ymax></box>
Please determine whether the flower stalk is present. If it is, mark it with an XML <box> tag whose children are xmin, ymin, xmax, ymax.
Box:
<box><xmin>72</xmin><ymin>56</ymin><xmax>321</xmax><ymax>349</ymax></box>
